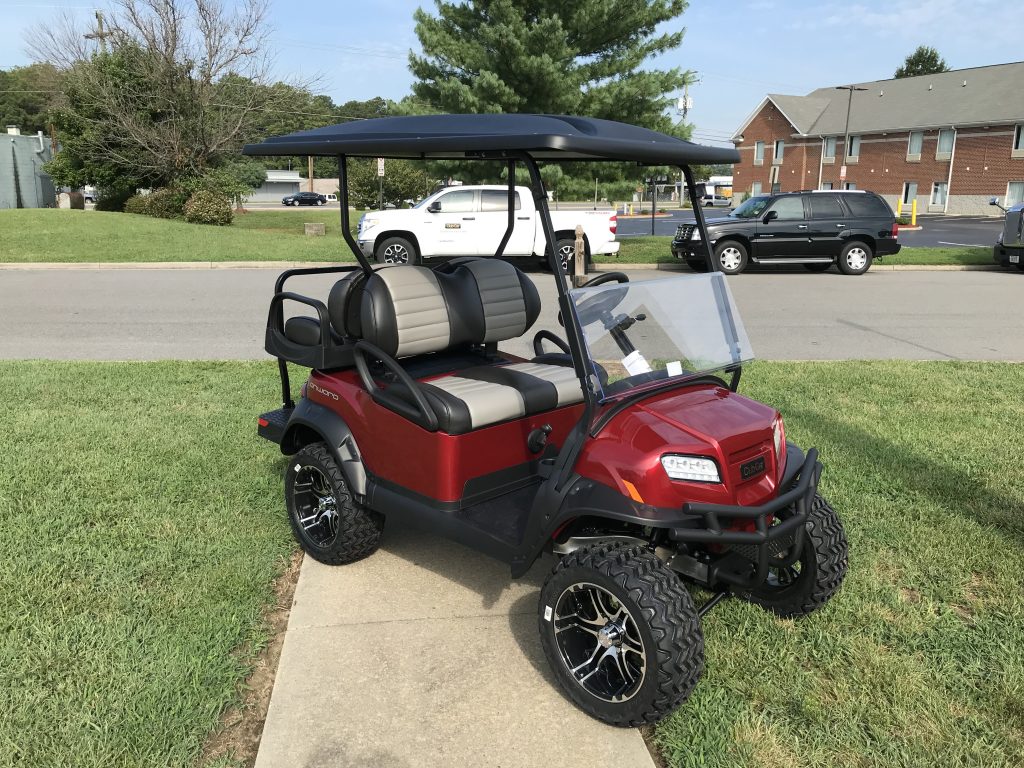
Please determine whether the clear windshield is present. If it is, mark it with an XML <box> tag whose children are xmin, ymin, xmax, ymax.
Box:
<box><xmin>568</xmin><ymin>273</ymin><xmax>754</xmax><ymax>401</ymax></box>
<box><xmin>730</xmin><ymin>196</ymin><xmax>770</xmax><ymax>218</ymax></box>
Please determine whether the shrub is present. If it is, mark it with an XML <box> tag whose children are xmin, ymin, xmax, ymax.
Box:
<box><xmin>896</xmin><ymin>215</ymin><xmax>912</xmax><ymax>226</ymax></box>
<box><xmin>95</xmin><ymin>188</ymin><xmax>135</xmax><ymax>212</ymax></box>
<box><xmin>146</xmin><ymin>187</ymin><xmax>190</xmax><ymax>219</ymax></box>
<box><xmin>68</xmin><ymin>192</ymin><xmax>85</xmax><ymax>210</ymax></box>
<box><xmin>183</xmin><ymin>190</ymin><xmax>233</xmax><ymax>226</ymax></box>
<box><xmin>123</xmin><ymin>194</ymin><xmax>152</xmax><ymax>215</ymax></box>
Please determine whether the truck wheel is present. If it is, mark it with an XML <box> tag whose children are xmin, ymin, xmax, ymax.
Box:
<box><xmin>552</xmin><ymin>238</ymin><xmax>583</xmax><ymax>275</ymax></box>
<box><xmin>538</xmin><ymin>542</ymin><xmax>704</xmax><ymax>727</ymax></box>
<box><xmin>285</xmin><ymin>442</ymin><xmax>383</xmax><ymax>565</ymax></box>
<box><xmin>375</xmin><ymin>236</ymin><xmax>418</xmax><ymax>265</ymax></box>
<box><xmin>733</xmin><ymin>493</ymin><xmax>848</xmax><ymax>618</ymax></box>
<box><xmin>837</xmin><ymin>242</ymin><xmax>873</xmax><ymax>275</ymax></box>
<box><xmin>714</xmin><ymin>240</ymin><xmax>748</xmax><ymax>274</ymax></box>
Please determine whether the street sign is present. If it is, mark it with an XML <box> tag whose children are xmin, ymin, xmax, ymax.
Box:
<box><xmin>839</xmin><ymin>164</ymin><xmax>847</xmax><ymax>180</ymax></box>
<box><xmin>377</xmin><ymin>158</ymin><xmax>385</xmax><ymax>177</ymax></box>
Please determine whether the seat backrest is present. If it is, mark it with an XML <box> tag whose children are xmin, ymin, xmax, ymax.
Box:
<box><xmin>327</xmin><ymin>269</ymin><xmax>370</xmax><ymax>339</ymax></box>
<box><xmin>359</xmin><ymin>259</ymin><xmax>540</xmax><ymax>358</ymax></box>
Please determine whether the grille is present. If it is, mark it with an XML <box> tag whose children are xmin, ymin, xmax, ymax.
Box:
<box><xmin>675</xmin><ymin>223</ymin><xmax>695</xmax><ymax>241</ymax></box>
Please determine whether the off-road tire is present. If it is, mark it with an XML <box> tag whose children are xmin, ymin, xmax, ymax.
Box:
<box><xmin>538</xmin><ymin>542</ymin><xmax>704</xmax><ymax>727</ymax></box>
<box><xmin>714</xmin><ymin>240</ymin><xmax>748</xmax><ymax>275</ymax></box>
<box><xmin>734</xmin><ymin>493</ymin><xmax>848</xmax><ymax>617</ymax></box>
<box><xmin>375</xmin><ymin>236</ymin><xmax>419</xmax><ymax>265</ymax></box>
<box><xmin>837</xmin><ymin>241</ymin><xmax>873</xmax><ymax>275</ymax></box>
<box><xmin>285</xmin><ymin>442</ymin><xmax>383</xmax><ymax>565</ymax></box>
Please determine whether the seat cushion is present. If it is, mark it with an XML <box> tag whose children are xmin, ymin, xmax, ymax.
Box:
<box><xmin>385</xmin><ymin>361</ymin><xmax>584</xmax><ymax>435</ymax></box>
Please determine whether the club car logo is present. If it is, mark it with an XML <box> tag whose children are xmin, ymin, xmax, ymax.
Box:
<box><xmin>740</xmin><ymin>455</ymin><xmax>766</xmax><ymax>480</ymax></box>
<box><xmin>308</xmin><ymin>381</ymin><xmax>339</xmax><ymax>401</ymax></box>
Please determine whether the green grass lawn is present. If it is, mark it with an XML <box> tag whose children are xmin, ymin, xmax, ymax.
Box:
<box><xmin>1</xmin><ymin>360</ymin><xmax>1022</xmax><ymax>767</ymax></box>
<box><xmin>0</xmin><ymin>209</ymin><xmax>994</xmax><ymax>266</ymax></box>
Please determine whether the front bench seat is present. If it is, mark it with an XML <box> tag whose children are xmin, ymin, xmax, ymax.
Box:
<box><xmin>359</xmin><ymin>259</ymin><xmax>585</xmax><ymax>434</ymax></box>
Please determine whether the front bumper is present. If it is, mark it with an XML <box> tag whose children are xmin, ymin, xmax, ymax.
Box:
<box><xmin>670</xmin><ymin>239</ymin><xmax>706</xmax><ymax>260</ymax></box>
<box><xmin>995</xmin><ymin>244</ymin><xmax>1023</xmax><ymax>267</ymax></box>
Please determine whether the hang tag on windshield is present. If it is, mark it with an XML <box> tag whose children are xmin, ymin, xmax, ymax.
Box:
<box><xmin>622</xmin><ymin>350</ymin><xmax>653</xmax><ymax>376</ymax></box>
<box><xmin>666</xmin><ymin>360</ymin><xmax>683</xmax><ymax>377</ymax></box>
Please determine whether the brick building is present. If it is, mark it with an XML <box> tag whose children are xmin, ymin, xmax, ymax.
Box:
<box><xmin>730</xmin><ymin>62</ymin><xmax>1024</xmax><ymax>215</ymax></box>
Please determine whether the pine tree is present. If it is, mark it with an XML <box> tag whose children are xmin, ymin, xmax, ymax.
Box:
<box><xmin>894</xmin><ymin>46</ymin><xmax>949</xmax><ymax>79</ymax></box>
<box><xmin>408</xmin><ymin>0</ymin><xmax>690</xmax><ymax>132</ymax></box>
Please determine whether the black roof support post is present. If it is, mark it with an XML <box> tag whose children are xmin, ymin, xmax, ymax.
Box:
<box><xmin>682</xmin><ymin>165</ymin><xmax>717</xmax><ymax>272</ymax></box>
<box><xmin>338</xmin><ymin>154</ymin><xmax>375</xmax><ymax>274</ymax></box>
<box><xmin>492</xmin><ymin>159</ymin><xmax>517</xmax><ymax>258</ymax></box>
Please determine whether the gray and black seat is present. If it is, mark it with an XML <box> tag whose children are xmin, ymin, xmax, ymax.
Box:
<box><xmin>357</xmin><ymin>259</ymin><xmax>584</xmax><ymax>434</ymax></box>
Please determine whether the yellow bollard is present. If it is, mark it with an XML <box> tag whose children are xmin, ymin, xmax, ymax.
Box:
<box><xmin>896</xmin><ymin>200</ymin><xmax>902</xmax><ymax>216</ymax></box>
<box><xmin>911</xmin><ymin>199</ymin><xmax>917</xmax><ymax>226</ymax></box>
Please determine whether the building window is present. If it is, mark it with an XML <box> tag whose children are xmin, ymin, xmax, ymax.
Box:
<box><xmin>773</xmin><ymin>140</ymin><xmax>784</xmax><ymax>164</ymax></box>
<box><xmin>931</xmin><ymin>181</ymin><xmax>948</xmax><ymax>206</ymax></box>
<box><xmin>1007</xmin><ymin>181</ymin><xmax>1024</xmax><ymax>207</ymax></box>
<box><xmin>821</xmin><ymin>182</ymin><xmax>834</xmax><ymax>190</ymax></box>
<box><xmin>754</xmin><ymin>141</ymin><xmax>765</xmax><ymax>166</ymax></box>
<box><xmin>751</xmin><ymin>181</ymin><xmax>763</xmax><ymax>196</ymax></box>
<box><xmin>1013</xmin><ymin>125</ymin><xmax>1024</xmax><ymax>158</ymax></box>
<box><xmin>843</xmin><ymin>182</ymin><xmax>857</xmax><ymax>190</ymax></box>
<box><xmin>823</xmin><ymin>137</ymin><xmax>836</xmax><ymax>162</ymax></box>
<box><xmin>902</xmin><ymin>181</ymin><xmax>918</xmax><ymax>205</ymax></box>
<box><xmin>936</xmin><ymin>129</ymin><xmax>955</xmax><ymax>160</ymax></box>
<box><xmin>846</xmin><ymin>135</ymin><xmax>860</xmax><ymax>160</ymax></box>
<box><xmin>907</xmin><ymin>131</ymin><xmax>923</xmax><ymax>161</ymax></box>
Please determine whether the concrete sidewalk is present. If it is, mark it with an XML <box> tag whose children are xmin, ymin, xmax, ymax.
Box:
<box><xmin>254</xmin><ymin>524</ymin><xmax>655</xmax><ymax>768</ymax></box>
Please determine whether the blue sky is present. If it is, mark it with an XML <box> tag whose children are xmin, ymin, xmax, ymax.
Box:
<box><xmin>3</xmin><ymin>0</ymin><xmax>1020</xmax><ymax>145</ymax></box>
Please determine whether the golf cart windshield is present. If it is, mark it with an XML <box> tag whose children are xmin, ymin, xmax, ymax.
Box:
<box><xmin>569</xmin><ymin>273</ymin><xmax>754</xmax><ymax>401</ymax></box>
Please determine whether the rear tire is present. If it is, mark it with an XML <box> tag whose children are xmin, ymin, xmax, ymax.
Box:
<box><xmin>375</xmin><ymin>236</ymin><xmax>419</xmax><ymax>265</ymax></box>
<box><xmin>714</xmin><ymin>240</ymin><xmax>748</xmax><ymax>275</ymax></box>
<box><xmin>552</xmin><ymin>238</ymin><xmax>587</xmax><ymax>275</ymax></box>
<box><xmin>837</xmin><ymin>241</ymin><xmax>873</xmax><ymax>275</ymax></box>
<box><xmin>538</xmin><ymin>542</ymin><xmax>704</xmax><ymax>727</ymax></box>
<box><xmin>285</xmin><ymin>442</ymin><xmax>383</xmax><ymax>565</ymax></box>
<box><xmin>733</xmin><ymin>493</ymin><xmax>848</xmax><ymax>617</ymax></box>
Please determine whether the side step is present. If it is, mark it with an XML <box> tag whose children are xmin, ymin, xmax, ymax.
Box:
<box><xmin>257</xmin><ymin>407</ymin><xmax>293</xmax><ymax>445</ymax></box>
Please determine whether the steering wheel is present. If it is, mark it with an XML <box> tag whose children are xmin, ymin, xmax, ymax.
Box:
<box><xmin>572</xmin><ymin>272</ymin><xmax>630</xmax><ymax>327</ymax></box>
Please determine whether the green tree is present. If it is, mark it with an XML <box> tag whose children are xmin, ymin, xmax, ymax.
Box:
<box><xmin>409</xmin><ymin>0</ymin><xmax>690</xmax><ymax>129</ymax></box>
<box><xmin>894</xmin><ymin>46</ymin><xmax>949</xmax><ymax>78</ymax></box>
<box><xmin>346</xmin><ymin>158</ymin><xmax>436</xmax><ymax>209</ymax></box>
<box><xmin>0</xmin><ymin>64</ymin><xmax>61</xmax><ymax>134</ymax></box>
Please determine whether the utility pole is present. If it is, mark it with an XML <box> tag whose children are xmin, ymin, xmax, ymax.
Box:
<box><xmin>84</xmin><ymin>10</ymin><xmax>112</xmax><ymax>52</ymax></box>
<box><xmin>835</xmin><ymin>85</ymin><xmax>868</xmax><ymax>177</ymax></box>
<box><xmin>307</xmin><ymin>156</ymin><xmax>314</xmax><ymax>192</ymax></box>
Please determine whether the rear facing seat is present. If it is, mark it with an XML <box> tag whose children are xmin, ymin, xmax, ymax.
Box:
<box><xmin>359</xmin><ymin>259</ymin><xmax>584</xmax><ymax>434</ymax></box>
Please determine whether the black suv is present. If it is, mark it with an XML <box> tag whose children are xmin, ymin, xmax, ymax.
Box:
<box><xmin>672</xmin><ymin>190</ymin><xmax>901</xmax><ymax>275</ymax></box>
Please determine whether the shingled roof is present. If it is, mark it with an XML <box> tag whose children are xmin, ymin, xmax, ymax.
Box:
<box><xmin>733</xmin><ymin>61</ymin><xmax>1024</xmax><ymax>139</ymax></box>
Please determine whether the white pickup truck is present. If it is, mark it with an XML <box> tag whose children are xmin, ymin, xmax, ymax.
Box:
<box><xmin>356</xmin><ymin>185</ymin><xmax>620</xmax><ymax>272</ymax></box>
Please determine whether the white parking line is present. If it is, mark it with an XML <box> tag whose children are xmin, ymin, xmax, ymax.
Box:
<box><xmin>937</xmin><ymin>241</ymin><xmax>987</xmax><ymax>247</ymax></box>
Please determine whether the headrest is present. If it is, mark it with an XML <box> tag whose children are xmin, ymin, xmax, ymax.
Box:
<box><xmin>360</xmin><ymin>259</ymin><xmax>540</xmax><ymax>358</ymax></box>
<box><xmin>327</xmin><ymin>270</ymin><xmax>369</xmax><ymax>338</ymax></box>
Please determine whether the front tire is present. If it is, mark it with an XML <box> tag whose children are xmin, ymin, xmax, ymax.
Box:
<box><xmin>734</xmin><ymin>493</ymin><xmax>848</xmax><ymax>617</ymax></box>
<box><xmin>837</xmin><ymin>241</ymin><xmax>873</xmax><ymax>275</ymax></box>
<box><xmin>714</xmin><ymin>240</ymin><xmax>748</xmax><ymax>275</ymax></box>
<box><xmin>375</xmin><ymin>236</ymin><xmax>419</xmax><ymax>265</ymax></box>
<box><xmin>538</xmin><ymin>542</ymin><xmax>704</xmax><ymax>727</ymax></box>
<box><xmin>285</xmin><ymin>442</ymin><xmax>383</xmax><ymax>565</ymax></box>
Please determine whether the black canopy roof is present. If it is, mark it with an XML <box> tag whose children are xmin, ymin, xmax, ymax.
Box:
<box><xmin>242</xmin><ymin>113</ymin><xmax>739</xmax><ymax>165</ymax></box>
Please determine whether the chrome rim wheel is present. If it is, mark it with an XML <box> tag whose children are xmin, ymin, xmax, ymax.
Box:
<box><xmin>558</xmin><ymin>243</ymin><xmax>577</xmax><ymax>272</ymax></box>
<box><xmin>382</xmin><ymin>243</ymin><xmax>411</xmax><ymax>264</ymax></box>
<box><xmin>845</xmin><ymin>246</ymin><xmax>868</xmax><ymax>271</ymax></box>
<box><xmin>291</xmin><ymin>466</ymin><xmax>339</xmax><ymax>548</ymax></box>
<box><xmin>553</xmin><ymin>582</ymin><xmax>647</xmax><ymax>703</ymax></box>
<box><xmin>719</xmin><ymin>246</ymin><xmax>743</xmax><ymax>272</ymax></box>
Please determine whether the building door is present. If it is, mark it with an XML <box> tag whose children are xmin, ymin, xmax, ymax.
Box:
<box><xmin>768</xmin><ymin>165</ymin><xmax>781</xmax><ymax>193</ymax></box>
<box><xmin>902</xmin><ymin>182</ymin><xmax>918</xmax><ymax>205</ymax></box>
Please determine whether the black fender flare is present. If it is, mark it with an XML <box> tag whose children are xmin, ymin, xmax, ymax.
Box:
<box><xmin>280</xmin><ymin>399</ymin><xmax>367</xmax><ymax>499</ymax></box>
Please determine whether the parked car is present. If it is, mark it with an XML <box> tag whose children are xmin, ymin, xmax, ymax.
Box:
<box><xmin>989</xmin><ymin>196</ymin><xmax>1024</xmax><ymax>270</ymax></box>
<box><xmin>700</xmin><ymin>194</ymin><xmax>731</xmax><ymax>208</ymax></box>
<box><xmin>356</xmin><ymin>185</ymin><xmax>620</xmax><ymax>272</ymax></box>
<box><xmin>323</xmin><ymin>193</ymin><xmax>338</xmax><ymax>203</ymax></box>
<box><xmin>282</xmin><ymin>191</ymin><xmax>327</xmax><ymax>206</ymax></box>
<box><xmin>672</xmin><ymin>189</ymin><xmax>901</xmax><ymax>275</ymax></box>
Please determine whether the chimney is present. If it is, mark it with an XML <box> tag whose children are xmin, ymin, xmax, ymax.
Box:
<box><xmin>6</xmin><ymin>126</ymin><xmax>20</xmax><ymax>136</ymax></box>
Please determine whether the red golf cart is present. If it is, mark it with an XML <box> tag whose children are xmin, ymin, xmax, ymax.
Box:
<box><xmin>244</xmin><ymin>115</ymin><xmax>847</xmax><ymax>726</ymax></box>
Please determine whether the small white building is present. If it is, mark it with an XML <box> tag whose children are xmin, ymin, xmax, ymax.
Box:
<box><xmin>249</xmin><ymin>169</ymin><xmax>302</xmax><ymax>203</ymax></box>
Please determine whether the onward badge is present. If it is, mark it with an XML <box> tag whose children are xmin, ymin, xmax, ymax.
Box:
<box><xmin>308</xmin><ymin>381</ymin><xmax>339</xmax><ymax>400</ymax></box>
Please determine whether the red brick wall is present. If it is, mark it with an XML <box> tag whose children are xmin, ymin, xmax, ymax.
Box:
<box><xmin>733</xmin><ymin>100</ymin><xmax>1024</xmax><ymax>202</ymax></box>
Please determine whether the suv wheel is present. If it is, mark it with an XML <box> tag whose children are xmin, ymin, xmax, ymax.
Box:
<box><xmin>538</xmin><ymin>542</ymin><xmax>704</xmax><ymax>726</ymax></box>
<box><xmin>714</xmin><ymin>241</ymin><xmax>748</xmax><ymax>275</ymax></box>
<box><xmin>375</xmin><ymin>236</ymin><xmax>419</xmax><ymax>265</ymax></box>
<box><xmin>837</xmin><ymin>241</ymin><xmax>873</xmax><ymax>275</ymax></box>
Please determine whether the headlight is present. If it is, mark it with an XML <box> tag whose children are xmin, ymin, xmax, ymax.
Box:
<box><xmin>361</xmin><ymin>217</ymin><xmax>380</xmax><ymax>231</ymax></box>
<box><xmin>661</xmin><ymin>454</ymin><xmax>720</xmax><ymax>483</ymax></box>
